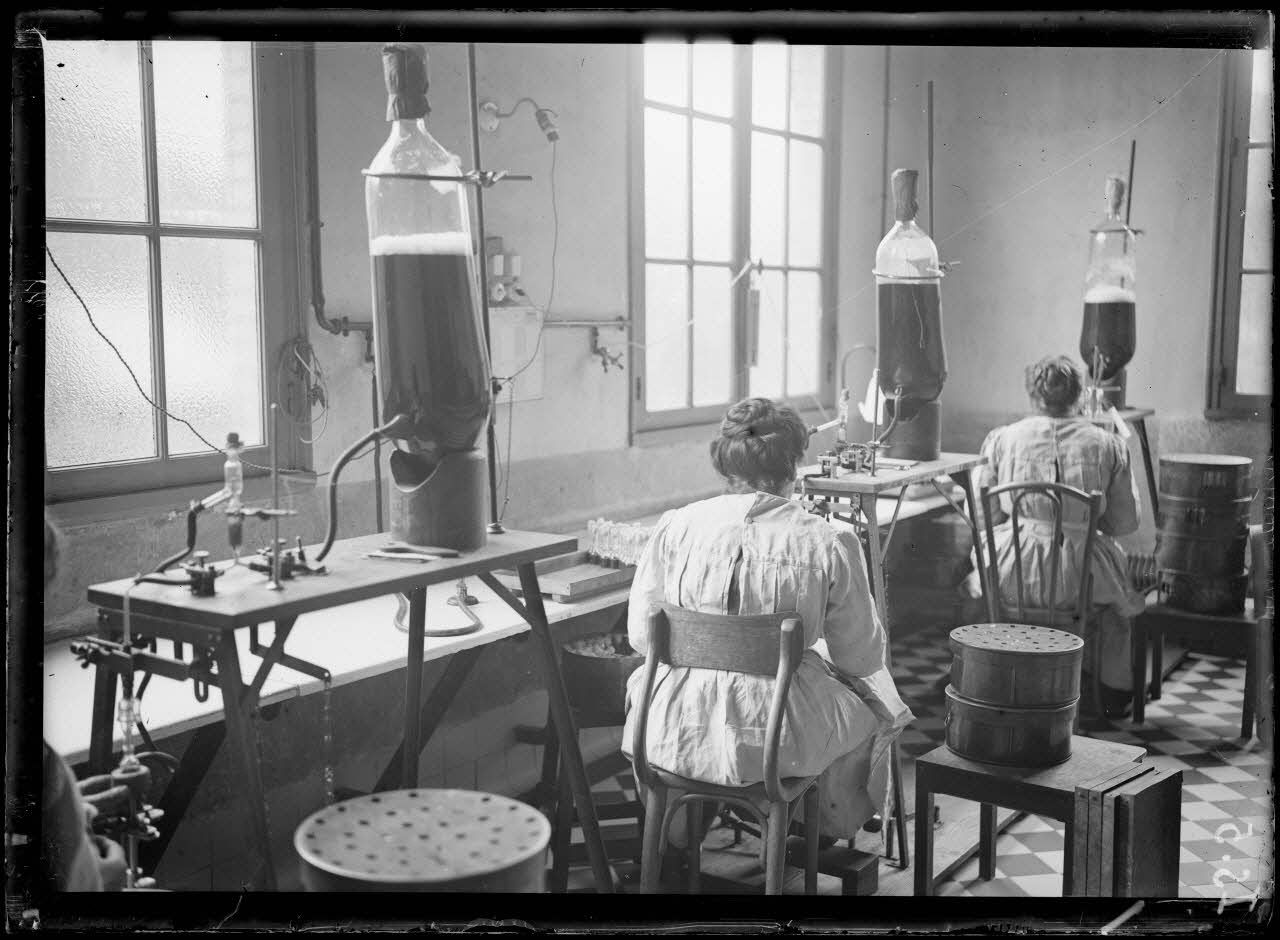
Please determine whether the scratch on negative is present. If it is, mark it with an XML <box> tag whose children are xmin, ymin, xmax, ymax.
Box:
<box><xmin>215</xmin><ymin>892</ymin><xmax>244</xmax><ymax>930</ymax></box>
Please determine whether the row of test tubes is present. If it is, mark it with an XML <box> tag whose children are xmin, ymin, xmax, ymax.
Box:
<box><xmin>586</xmin><ymin>519</ymin><xmax>653</xmax><ymax>568</ymax></box>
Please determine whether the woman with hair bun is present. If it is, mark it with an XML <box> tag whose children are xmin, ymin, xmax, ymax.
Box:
<box><xmin>622</xmin><ymin>397</ymin><xmax>912</xmax><ymax>857</ymax></box>
<box><xmin>962</xmin><ymin>355</ymin><xmax>1144</xmax><ymax>717</ymax></box>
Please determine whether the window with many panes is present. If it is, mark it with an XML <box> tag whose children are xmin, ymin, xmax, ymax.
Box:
<box><xmin>43</xmin><ymin>40</ymin><xmax>306</xmax><ymax>499</ymax></box>
<box><xmin>1209</xmin><ymin>48</ymin><xmax>1272</xmax><ymax>417</ymax></box>
<box><xmin>631</xmin><ymin>40</ymin><xmax>838</xmax><ymax>433</ymax></box>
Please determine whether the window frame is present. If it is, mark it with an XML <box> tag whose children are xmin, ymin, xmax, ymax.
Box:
<box><xmin>44</xmin><ymin>40</ymin><xmax>310</xmax><ymax>501</ymax></box>
<box><xmin>628</xmin><ymin>42</ymin><xmax>842</xmax><ymax>438</ymax></box>
<box><xmin>1207</xmin><ymin>48</ymin><xmax>1273</xmax><ymax>419</ymax></box>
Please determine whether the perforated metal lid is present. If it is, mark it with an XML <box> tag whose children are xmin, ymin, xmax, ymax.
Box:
<box><xmin>294</xmin><ymin>789</ymin><xmax>550</xmax><ymax>885</ymax></box>
<box><xmin>949</xmin><ymin>622</ymin><xmax>1083</xmax><ymax>654</ymax></box>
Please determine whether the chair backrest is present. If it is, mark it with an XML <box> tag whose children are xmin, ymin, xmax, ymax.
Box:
<box><xmin>629</xmin><ymin>604</ymin><xmax>804</xmax><ymax>803</ymax></box>
<box><xmin>980</xmin><ymin>481</ymin><xmax>1104</xmax><ymax>629</ymax></box>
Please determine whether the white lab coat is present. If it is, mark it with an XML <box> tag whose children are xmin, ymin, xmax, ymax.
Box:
<box><xmin>621</xmin><ymin>492</ymin><xmax>913</xmax><ymax>840</ymax></box>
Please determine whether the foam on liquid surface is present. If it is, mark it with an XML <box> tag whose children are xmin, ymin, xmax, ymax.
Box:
<box><xmin>1083</xmin><ymin>284</ymin><xmax>1135</xmax><ymax>304</ymax></box>
<box><xmin>371</xmin><ymin>232</ymin><xmax>472</xmax><ymax>256</ymax></box>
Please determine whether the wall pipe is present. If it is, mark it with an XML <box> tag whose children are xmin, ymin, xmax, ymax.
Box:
<box><xmin>303</xmin><ymin>42</ymin><xmax>374</xmax><ymax>357</ymax></box>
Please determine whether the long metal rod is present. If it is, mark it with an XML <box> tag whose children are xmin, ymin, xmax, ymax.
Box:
<box><xmin>542</xmin><ymin>317</ymin><xmax>630</xmax><ymax>329</ymax></box>
<box><xmin>1124</xmin><ymin>138</ymin><xmax>1136</xmax><ymax>226</ymax></box>
<box><xmin>360</xmin><ymin>170</ymin><xmax>532</xmax><ymax>183</ymax></box>
<box><xmin>466</xmin><ymin>43</ymin><xmax>504</xmax><ymax>535</ymax></box>
<box><xmin>927</xmin><ymin>80</ymin><xmax>935</xmax><ymax>237</ymax></box>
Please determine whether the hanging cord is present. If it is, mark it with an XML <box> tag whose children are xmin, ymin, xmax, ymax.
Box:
<box><xmin>47</xmin><ymin>245</ymin><xmax>364</xmax><ymax>479</ymax></box>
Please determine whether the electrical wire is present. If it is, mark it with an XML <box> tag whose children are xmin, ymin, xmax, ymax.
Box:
<box><xmin>47</xmin><ymin>245</ymin><xmax>358</xmax><ymax>479</ymax></box>
<box><xmin>493</xmin><ymin>97</ymin><xmax>553</xmax><ymax>120</ymax></box>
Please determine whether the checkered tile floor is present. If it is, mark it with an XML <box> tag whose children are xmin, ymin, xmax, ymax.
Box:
<box><xmin>891</xmin><ymin>624</ymin><xmax>1273</xmax><ymax>899</ymax></box>
<box><xmin>568</xmin><ymin>623</ymin><xmax>1272</xmax><ymax>897</ymax></box>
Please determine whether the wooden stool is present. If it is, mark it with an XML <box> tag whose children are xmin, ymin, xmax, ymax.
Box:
<box><xmin>295</xmin><ymin>789</ymin><xmax>550</xmax><ymax>892</ymax></box>
<box><xmin>913</xmin><ymin>736</ymin><xmax>1145</xmax><ymax>896</ymax></box>
<box><xmin>1133</xmin><ymin>604</ymin><xmax>1266</xmax><ymax>739</ymax></box>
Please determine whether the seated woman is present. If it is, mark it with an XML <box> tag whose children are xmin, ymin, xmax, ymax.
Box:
<box><xmin>622</xmin><ymin>397</ymin><xmax>912</xmax><ymax>849</ymax></box>
<box><xmin>962</xmin><ymin>356</ymin><xmax>1145</xmax><ymax>717</ymax></box>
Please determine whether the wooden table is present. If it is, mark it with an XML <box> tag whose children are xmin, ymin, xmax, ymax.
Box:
<box><xmin>1085</xmin><ymin>406</ymin><xmax>1158</xmax><ymax>518</ymax></box>
<box><xmin>797</xmin><ymin>452</ymin><xmax>990</xmax><ymax>870</ymax></box>
<box><xmin>85</xmin><ymin>530</ymin><xmax>616</xmax><ymax>892</ymax></box>
<box><xmin>913</xmin><ymin>736</ymin><xmax>1146</xmax><ymax>896</ymax></box>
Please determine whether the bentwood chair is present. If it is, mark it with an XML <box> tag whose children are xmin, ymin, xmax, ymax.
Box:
<box><xmin>979</xmin><ymin>481</ymin><xmax>1107</xmax><ymax>723</ymax></box>
<box><xmin>630</xmin><ymin>604</ymin><xmax>823</xmax><ymax>895</ymax></box>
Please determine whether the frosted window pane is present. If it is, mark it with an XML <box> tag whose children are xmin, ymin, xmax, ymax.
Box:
<box><xmin>645</xmin><ymin>264</ymin><xmax>690</xmax><ymax>411</ymax></box>
<box><xmin>692</xmin><ymin>265</ymin><xmax>732</xmax><ymax>407</ymax></box>
<box><xmin>644</xmin><ymin>42</ymin><xmax>688</xmax><ymax>107</ymax></box>
<box><xmin>788</xmin><ymin>141</ymin><xmax>824</xmax><ymax>268</ymax></box>
<box><xmin>1236</xmin><ymin>273</ymin><xmax>1272</xmax><ymax>396</ymax></box>
<box><xmin>750</xmin><ymin>132</ymin><xmax>786</xmax><ymax>266</ymax></box>
<box><xmin>154</xmin><ymin>42</ymin><xmax>257</xmax><ymax>227</ymax></box>
<box><xmin>749</xmin><ymin>270</ymin><xmax>785</xmax><ymax>399</ymax></box>
<box><xmin>692</xmin><ymin>119</ymin><xmax>733</xmax><ymax>262</ymax></box>
<box><xmin>1250</xmin><ymin>49</ymin><xmax>1273</xmax><ymax>142</ymax></box>
<box><xmin>1242</xmin><ymin>148</ymin><xmax>1273</xmax><ymax>270</ymax></box>
<box><xmin>786</xmin><ymin>271</ymin><xmax>822</xmax><ymax>397</ymax></box>
<box><xmin>45</xmin><ymin>232</ymin><xmax>156</xmax><ymax>467</ymax></box>
<box><xmin>162</xmin><ymin>238</ymin><xmax>263</xmax><ymax>454</ymax></box>
<box><xmin>692</xmin><ymin>41</ymin><xmax>733</xmax><ymax>117</ymax></box>
<box><xmin>44</xmin><ymin>40</ymin><xmax>146</xmax><ymax>222</ymax></box>
<box><xmin>788</xmin><ymin>46</ymin><xmax>826</xmax><ymax>137</ymax></box>
<box><xmin>645</xmin><ymin>108</ymin><xmax>689</xmax><ymax>259</ymax></box>
<box><xmin>752</xmin><ymin>42</ymin><xmax>788</xmax><ymax>130</ymax></box>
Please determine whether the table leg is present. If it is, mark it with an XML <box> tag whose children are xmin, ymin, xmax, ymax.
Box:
<box><xmin>979</xmin><ymin>803</ymin><xmax>997</xmax><ymax>880</ymax></box>
<box><xmin>89</xmin><ymin>661</ymin><xmax>119</xmax><ymax>775</ymax></box>
<box><xmin>1063</xmin><ymin>815</ymin><xmax>1075</xmax><ymax>896</ymax></box>
<box><xmin>1150</xmin><ymin>630</ymin><xmax>1164</xmax><ymax>700</ymax></box>
<box><xmin>1132</xmin><ymin>618</ymin><xmax>1147</xmax><ymax>725</ymax></box>
<box><xmin>1241</xmin><ymin>628</ymin><xmax>1257</xmax><ymax>740</ymax></box>
<box><xmin>138</xmin><ymin>722</ymin><xmax>226</xmax><ymax>873</ymax></box>
<box><xmin>402</xmin><ymin>587</ymin><xmax>427</xmax><ymax>789</ymax></box>
<box><xmin>534</xmin><ymin>700</ymin><xmax>560</xmax><ymax>814</ymax></box>
<box><xmin>213</xmin><ymin>633</ymin><xmax>277</xmax><ymax>891</ymax></box>
<box><xmin>950</xmin><ymin>469</ymin><xmax>989</xmax><ymax>606</ymax></box>
<box><xmin>861</xmin><ymin>494</ymin><xmax>910</xmax><ymax>870</ymax></box>
<box><xmin>515</xmin><ymin>562</ymin><xmax>615</xmax><ymax>894</ymax></box>
<box><xmin>375</xmin><ymin>643</ymin><xmax>485</xmax><ymax>794</ymax></box>
<box><xmin>1133</xmin><ymin>418</ymin><xmax>1159</xmax><ymax>520</ymax></box>
<box><xmin>913</xmin><ymin>771</ymin><xmax>935</xmax><ymax>896</ymax></box>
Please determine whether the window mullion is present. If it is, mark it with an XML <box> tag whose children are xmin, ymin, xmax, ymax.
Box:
<box><xmin>685</xmin><ymin>48</ymin><xmax>695</xmax><ymax>409</ymax></box>
<box><xmin>781</xmin><ymin>46</ymin><xmax>792</xmax><ymax>399</ymax></box>
<box><xmin>733</xmin><ymin>45</ymin><xmax>753</xmax><ymax>402</ymax></box>
<box><xmin>138</xmin><ymin>41</ymin><xmax>169</xmax><ymax>462</ymax></box>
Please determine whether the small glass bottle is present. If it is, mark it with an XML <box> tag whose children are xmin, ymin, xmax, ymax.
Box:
<box><xmin>224</xmin><ymin>432</ymin><xmax>245</xmax><ymax>560</ymax></box>
<box><xmin>224</xmin><ymin>432</ymin><xmax>245</xmax><ymax>512</ymax></box>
